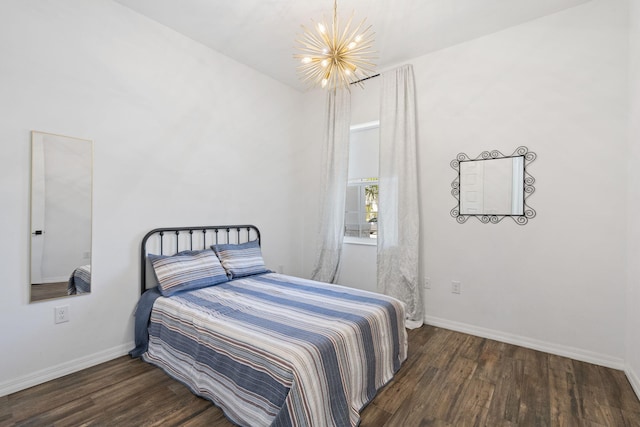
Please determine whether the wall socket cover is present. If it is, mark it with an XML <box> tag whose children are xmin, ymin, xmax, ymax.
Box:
<box><xmin>54</xmin><ymin>305</ymin><xmax>69</xmax><ymax>324</ymax></box>
<box><xmin>451</xmin><ymin>280</ymin><xmax>461</xmax><ymax>294</ymax></box>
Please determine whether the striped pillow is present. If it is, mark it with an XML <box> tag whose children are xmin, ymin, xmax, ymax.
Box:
<box><xmin>149</xmin><ymin>249</ymin><xmax>228</xmax><ymax>296</ymax></box>
<box><xmin>212</xmin><ymin>240</ymin><xmax>269</xmax><ymax>279</ymax></box>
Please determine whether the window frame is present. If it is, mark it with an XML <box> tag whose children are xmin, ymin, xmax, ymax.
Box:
<box><xmin>344</xmin><ymin>121</ymin><xmax>380</xmax><ymax>245</ymax></box>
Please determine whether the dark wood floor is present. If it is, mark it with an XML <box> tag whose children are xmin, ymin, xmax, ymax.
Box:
<box><xmin>2</xmin><ymin>326</ymin><xmax>639</xmax><ymax>426</ymax></box>
<box><xmin>30</xmin><ymin>282</ymin><xmax>68</xmax><ymax>302</ymax></box>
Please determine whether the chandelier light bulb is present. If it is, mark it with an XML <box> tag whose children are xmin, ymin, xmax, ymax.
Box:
<box><xmin>294</xmin><ymin>0</ymin><xmax>376</xmax><ymax>90</ymax></box>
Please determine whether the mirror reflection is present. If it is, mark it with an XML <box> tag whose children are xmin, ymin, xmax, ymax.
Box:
<box><xmin>459</xmin><ymin>157</ymin><xmax>524</xmax><ymax>215</ymax></box>
<box><xmin>30</xmin><ymin>131</ymin><xmax>93</xmax><ymax>302</ymax></box>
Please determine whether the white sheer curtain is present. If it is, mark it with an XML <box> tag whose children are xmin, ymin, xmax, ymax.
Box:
<box><xmin>377</xmin><ymin>65</ymin><xmax>423</xmax><ymax>328</ymax></box>
<box><xmin>310</xmin><ymin>88</ymin><xmax>352</xmax><ymax>283</ymax></box>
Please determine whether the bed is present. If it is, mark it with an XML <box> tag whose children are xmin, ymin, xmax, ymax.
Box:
<box><xmin>131</xmin><ymin>225</ymin><xmax>407</xmax><ymax>427</ymax></box>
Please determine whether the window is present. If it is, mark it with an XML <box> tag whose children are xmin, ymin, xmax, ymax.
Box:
<box><xmin>345</xmin><ymin>179</ymin><xmax>378</xmax><ymax>238</ymax></box>
<box><xmin>345</xmin><ymin>121</ymin><xmax>379</xmax><ymax>240</ymax></box>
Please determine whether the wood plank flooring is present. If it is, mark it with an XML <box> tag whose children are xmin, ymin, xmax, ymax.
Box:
<box><xmin>2</xmin><ymin>326</ymin><xmax>639</xmax><ymax>426</ymax></box>
<box><xmin>30</xmin><ymin>282</ymin><xmax>68</xmax><ymax>302</ymax></box>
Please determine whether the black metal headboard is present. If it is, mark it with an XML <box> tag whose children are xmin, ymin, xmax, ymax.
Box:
<box><xmin>140</xmin><ymin>225</ymin><xmax>261</xmax><ymax>295</ymax></box>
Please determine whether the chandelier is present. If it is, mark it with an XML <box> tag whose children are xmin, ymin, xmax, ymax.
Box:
<box><xmin>294</xmin><ymin>0</ymin><xmax>376</xmax><ymax>90</ymax></box>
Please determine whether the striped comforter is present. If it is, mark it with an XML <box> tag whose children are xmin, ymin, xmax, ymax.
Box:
<box><xmin>67</xmin><ymin>264</ymin><xmax>90</xmax><ymax>295</ymax></box>
<box><xmin>143</xmin><ymin>273</ymin><xmax>407</xmax><ymax>427</ymax></box>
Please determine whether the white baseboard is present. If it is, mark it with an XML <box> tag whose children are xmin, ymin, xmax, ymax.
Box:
<box><xmin>424</xmin><ymin>315</ymin><xmax>625</xmax><ymax>370</ymax></box>
<box><xmin>626</xmin><ymin>364</ymin><xmax>640</xmax><ymax>401</ymax></box>
<box><xmin>0</xmin><ymin>341</ymin><xmax>134</xmax><ymax>397</ymax></box>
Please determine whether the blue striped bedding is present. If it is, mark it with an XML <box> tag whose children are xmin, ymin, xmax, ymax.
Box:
<box><xmin>67</xmin><ymin>264</ymin><xmax>90</xmax><ymax>295</ymax></box>
<box><xmin>142</xmin><ymin>272</ymin><xmax>407</xmax><ymax>427</ymax></box>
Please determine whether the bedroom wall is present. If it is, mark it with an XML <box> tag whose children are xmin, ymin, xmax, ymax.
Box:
<box><xmin>626</xmin><ymin>0</ymin><xmax>640</xmax><ymax>396</ymax></box>
<box><xmin>302</xmin><ymin>0</ymin><xmax>630</xmax><ymax>368</ymax></box>
<box><xmin>0</xmin><ymin>0</ymin><xmax>304</xmax><ymax>395</ymax></box>
<box><xmin>418</xmin><ymin>0</ymin><xmax>628</xmax><ymax>367</ymax></box>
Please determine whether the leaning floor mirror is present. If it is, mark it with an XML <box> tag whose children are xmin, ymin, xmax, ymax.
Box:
<box><xmin>30</xmin><ymin>131</ymin><xmax>93</xmax><ymax>302</ymax></box>
<box><xmin>450</xmin><ymin>146</ymin><xmax>536</xmax><ymax>225</ymax></box>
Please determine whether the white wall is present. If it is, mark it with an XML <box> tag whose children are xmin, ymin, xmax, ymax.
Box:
<box><xmin>303</xmin><ymin>0</ymin><xmax>630</xmax><ymax>367</ymax></box>
<box><xmin>419</xmin><ymin>0</ymin><xmax>628</xmax><ymax>367</ymax></box>
<box><xmin>336</xmin><ymin>242</ymin><xmax>378</xmax><ymax>292</ymax></box>
<box><xmin>0</xmin><ymin>0</ymin><xmax>304</xmax><ymax>395</ymax></box>
<box><xmin>626</xmin><ymin>0</ymin><xmax>640</xmax><ymax>395</ymax></box>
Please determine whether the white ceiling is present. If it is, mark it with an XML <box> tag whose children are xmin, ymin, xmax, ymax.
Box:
<box><xmin>114</xmin><ymin>0</ymin><xmax>590</xmax><ymax>92</ymax></box>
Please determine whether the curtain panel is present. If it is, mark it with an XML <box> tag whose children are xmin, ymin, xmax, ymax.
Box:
<box><xmin>377</xmin><ymin>65</ymin><xmax>423</xmax><ymax>328</ymax></box>
<box><xmin>310</xmin><ymin>88</ymin><xmax>351</xmax><ymax>283</ymax></box>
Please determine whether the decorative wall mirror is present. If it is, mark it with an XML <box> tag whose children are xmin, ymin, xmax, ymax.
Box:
<box><xmin>30</xmin><ymin>131</ymin><xmax>93</xmax><ymax>302</ymax></box>
<box><xmin>450</xmin><ymin>146</ymin><xmax>536</xmax><ymax>225</ymax></box>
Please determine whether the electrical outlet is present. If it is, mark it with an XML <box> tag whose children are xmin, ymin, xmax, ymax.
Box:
<box><xmin>424</xmin><ymin>277</ymin><xmax>431</xmax><ymax>289</ymax></box>
<box><xmin>54</xmin><ymin>305</ymin><xmax>69</xmax><ymax>324</ymax></box>
<box><xmin>278</xmin><ymin>265</ymin><xmax>284</xmax><ymax>274</ymax></box>
<box><xmin>451</xmin><ymin>280</ymin><xmax>461</xmax><ymax>294</ymax></box>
